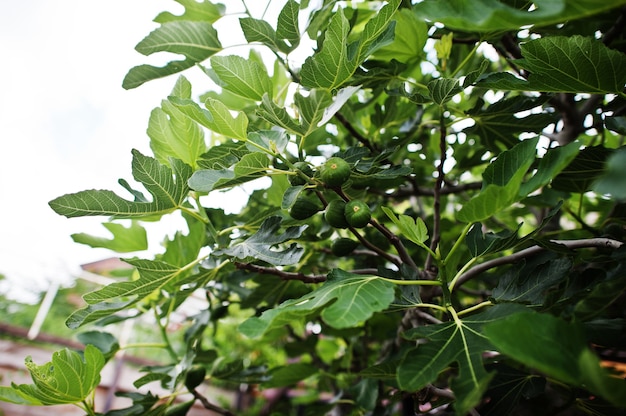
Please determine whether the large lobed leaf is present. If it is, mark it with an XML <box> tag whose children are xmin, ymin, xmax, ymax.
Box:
<box><xmin>239</xmin><ymin>269</ymin><xmax>396</xmax><ymax>338</ymax></box>
<box><xmin>215</xmin><ymin>216</ymin><xmax>307</xmax><ymax>266</ymax></box>
<box><xmin>457</xmin><ymin>138</ymin><xmax>537</xmax><ymax>223</ymax></box>
<box><xmin>398</xmin><ymin>304</ymin><xmax>526</xmax><ymax>416</ymax></box>
<box><xmin>484</xmin><ymin>311</ymin><xmax>626</xmax><ymax>408</ymax></box>
<box><xmin>147</xmin><ymin>77</ymin><xmax>206</xmax><ymax>168</ymax></box>
<box><xmin>412</xmin><ymin>0</ymin><xmax>626</xmax><ymax>32</ymax></box>
<box><xmin>479</xmin><ymin>36</ymin><xmax>626</xmax><ymax>94</ymax></box>
<box><xmin>66</xmin><ymin>258</ymin><xmax>201</xmax><ymax>328</ymax></box>
<box><xmin>71</xmin><ymin>221</ymin><xmax>148</xmax><ymax>253</ymax></box>
<box><xmin>300</xmin><ymin>0</ymin><xmax>400</xmax><ymax>90</ymax></box>
<box><xmin>123</xmin><ymin>21</ymin><xmax>222</xmax><ymax>89</ymax></box>
<box><xmin>9</xmin><ymin>345</ymin><xmax>105</xmax><ymax>405</ymax></box>
<box><xmin>49</xmin><ymin>150</ymin><xmax>192</xmax><ymax>219</ymax></box>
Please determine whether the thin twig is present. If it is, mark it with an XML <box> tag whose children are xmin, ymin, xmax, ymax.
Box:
<box><xmin>191</xmin><ymin>389</ymin><xmax>236</xmax><ymax>416</ymax></box>
<box><xmin>425</xmin><ymin>113</ymin><xmax>447</xmax><ymax>271</ymax></box>
<box><xmin>234</xmin><ymin>262</ymin><xmax>327</xmax><ymax>283</ymax></box>
<box><xmin>334</xmin><ymin>112</ymin><xmax>377</xmax><ymax>152</ymax></box>
<box><xmin>454</xmin><ymin>238</ymin><xmax>623</xmax><ymax>289</ymax></box>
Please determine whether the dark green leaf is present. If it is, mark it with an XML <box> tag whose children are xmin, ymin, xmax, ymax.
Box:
<box><xmin>492</xmin><ymin>255</ymin><xmax>572</xmax><ymax>306</ymax></box>
<box><xmin>412</xmin><ymin>0</ymin><xmax>626</xmax><ymax>33</ymax></box>
<box><xmin>592</xmin><ymin>147</ymin><xmax>626</xmax><ymax>200</ymax></box>
<box><xmin>552</xmin><ymin>145</ymin><xmax>614</xmax><ymax>193</ymax></box>
<box><xmin>428</xmin><ymin>78</ymin><xmax>461</xmax><ymax>106</ymax></box>
<box><xmin>457</xmin><ymin>138</ymin><xmax>538</xmax><ymax>223</ymax></box>
<box><xmin>398</xmin><ymin>304</ymin><xmax>525</xmax><ymax>416</ymax></box>
<box><xmin>263</xmin><ymin>363</ymin><xmax>317</xmax><ymax>388</ymax></box>
<box><xmin>240</xmin><ymin>269</ymin><xmax>395</xmax><ymax>337</ymax></box>
<box><xmin>215</xmin><ymin>216</ymin><xmax>307</xmax><ymax>266</ymax></box>
<box><xmin>484</xmin><ymin>311</ymin><xmax>626</xmax><ymax>407</ymax></box>
<box><xmin>605</xmin><ymin>116</ymin><xmax>626</xmax><ymax>135</ymax></box>
<box><xmin>478</xmin><ymin>36</ymin><xmax>626</xmax><ymax>93</ymax></box>
<box><xmin>76</xmin><ymin>331</ymin><xmax>120</xmax><ymax>361</ymax></box>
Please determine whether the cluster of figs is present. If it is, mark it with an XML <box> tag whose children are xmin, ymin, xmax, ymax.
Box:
<box><xmin>287</xmin><ymin>156</ymin><xmax>372</xmax><ymax>256</ymax></box>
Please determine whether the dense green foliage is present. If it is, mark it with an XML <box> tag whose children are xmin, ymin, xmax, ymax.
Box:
<box><xmin>3</xmin><ymin>0</ymin><xmax>626</xmax><ymax>414</ymax></box>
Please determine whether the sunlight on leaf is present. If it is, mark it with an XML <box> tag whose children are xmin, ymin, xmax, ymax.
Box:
<box><xmin>49</xmin><ymin>150</ymin><xmax>192</xmax><ymax>219</ymax></box>
<box><xmin>240</xmin><ymin>269</ymin><xmax>395</xmax><ymax>337</ymax></box>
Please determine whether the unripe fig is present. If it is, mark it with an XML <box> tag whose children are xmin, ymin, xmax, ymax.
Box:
<box><xmin>331</xmin><ymin>237</ymin><xmax>359</xmax><ymax>256</ymax></box>
<box><xmin>289</xmin><ymin>197</ymin><xmax>322</xmax><ymax>220</ymax></box>
<box><xmin>325</xmin><ymin>200</ymin><xmax>349</xmax><ymax>228</ymax></box>
<box><xmin>320</xmin><ymin>157</ymin><xmax>351</xmax><ymax>187</ymax></box>
<box><xmin>345</xmin><ymin>200</ymin><xmax>371</xmax><ymax>228</ymax></box>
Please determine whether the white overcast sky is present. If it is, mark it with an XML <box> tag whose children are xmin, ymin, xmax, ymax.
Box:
<box><xmin>0</xmin><ymin>1</ymin><xmax>277</xmax><ymax>302</ymax></box>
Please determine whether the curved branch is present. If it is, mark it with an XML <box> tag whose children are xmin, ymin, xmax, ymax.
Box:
<box><xmin>234</xmin><ymin>262</ymin><xmax>326</xmax><ymax>283</ymax></box>
<box><xmin>454</xmin><ymin>238</ymin><xmax>623</xmax><ymax>289</ymax></box>
<box><xmin>191</xmin><ymin>389</ymin><xmax>236</xmax><ymax>416</ymax></box>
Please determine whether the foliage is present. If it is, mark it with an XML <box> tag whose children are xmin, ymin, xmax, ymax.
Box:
<box><xmin>3</xmin><ymin>0</ymin><xmax>626</xmax><ymax>414</ymax></box>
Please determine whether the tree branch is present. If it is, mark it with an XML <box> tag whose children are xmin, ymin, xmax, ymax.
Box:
<box><xmin>425</xmin><ymin>113</ymin><xmax>447</xmax><ymax>271</ymax></box>
<box><xmin>454</xmin><ymin>238</ymin><xmax>624</xmax><ymax>289</ymax></box>
<box><xmin>334</xmin><ymin>112</ymin><xmax>377</xmax><ymax>152</ymax></box>
<box><xmin>234</xmin><ymin>262</ymin><xmax>327</xmax><ymax>283</ymax></box>
<box><xmin>191</xmin><ymin>389</ymin><xmax>236</xmax><ymax>416</ymax></box>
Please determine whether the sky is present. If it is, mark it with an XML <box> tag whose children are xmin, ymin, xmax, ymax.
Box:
<box><xmin>0</xmin><ymin>0</ymin><xmax>220</xmax><ymax>302</ymax></box>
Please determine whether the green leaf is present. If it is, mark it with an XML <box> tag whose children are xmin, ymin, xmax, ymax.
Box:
<box><xmin>71</xmin><ymin>221</ymin><xmax>147</xmax><ymax>252</ymax></box>
<box><xmin>294</xmin><ymin>89</ymin><xmax>333</xmax><ymax>137</ymax></box>
<box><xmin>66</xmin><ymin>258</ymin><xmax>194</xmax><ymax>328</ymax></box>
<box><xmin>210</xmin><ymin>55</ymin><xmax>273</xmax><ymax>100</ymax></box>
<box><xmin>11</xmin><ymin>345</ymin><xmax>104</xmax><ymax>405</ymax></box>
<box><xmin>240</xmin><ymin>269</ymin><xmax>395</xmax><ymax>337</ymax></box>
<box><xmin>428</xmin><ymin>78</ymin><xmax>461</xmax><ymax>106</ymax></box>
<box><xmin>484</xmin><ymin>311</ymin><xmax>626</xmax><ymax>407</ymax></box>
<box><xmin>398</xmin><ymin>304</ymin><xmax>525</xmax><ymax>416</ymax></box>
<box><xmin>519</xmin><ymin>140</ymin><xmax>580</xmax><ymax>197</ymax></box>
<box><xmin>257</xmin><ymin>94</ymin><xmax>304</xmax><ymax>135</ymax></box>
<box><xmin>149</xmin><ymin>76</ymin><xmax>205</xmax><ymax>167</ymax></box>
<box><xmin>169</xmin><ymin>96</ymin><xmax>248</xmax><ymax>141</ymax></box>
<box><xmin>123</xmin><ymin>21</ymin><xmax>222</xmax><ymax>89</ymax></box>
<box><xmin>239</xmin><ymin>17</ymin><xmax>284</xmax><ymax>52</ymax></box>
<box><xmin>300</xmin><ymin>0</ymin><xmax>400</xmax><ymax>90</ymax></box>
<box><xmin>492</xmin><ymin>255</ymin><xmax>572</xmax><ymax>306</ymax></box>
<box><xmin>188</xmin><ymin>152</ymin><xmax>270</xmax><ymax>192</ymax></box>
<box><xmin>592</xmin><ymin>147</ymin><xmax>626</xmax><ymax>200</ymax></box>
<box><xmin>465</xmin><ymin>95</ymin><xmax>555</xmax><ymax>151</ymax></box>
<box><xmin>605</xmin><ymin>116</ymin><xmax>626</xmax><ymax>135</ymax></box>
<box><xmin>372</xmin><ymin>8</ymin><xmax>428</xmax><ymax>63</ymax></box>
<box><xmin>478</xmin><ymin>36</ymin><xmax>626</xmax><ymax>93</ymax></box>
<box><xmin>246</xmin><ymin>130</ymin><xmax>289</xmax><ymax>154</ymax></box>
<box><xmin>215</xmin><ymin>216</ymin><xmax>307</xmax><ymax>266</ymax></box>
<box><xmin>49</xmin><ymin>150</ymin><xmax>192</xmax><ymax>219</ymax></box>
<box><xmin>466</xmin><ymin>223</ymin><xmax>522</xmax><ymax>257</ymax></box>
<box><xmin>0</xmin><ymin>387</ymin><xmax>42</xmax><ymax>406</ymax></box>
<box><xmin>154</xmin><ymin>0</ymin><xmax>225</xmax><ymax>23</ymax></box>
<box><xmin>457</xmin><ymin>138</ymin><xmax>538</xmax><ymax>223</ymax></box>
<box><xmin>412</xmin><ymin>0</ymin><xmax>626</xmax><ymax>32</ymax></box>
<box><xmin>276</xmin><ymin>0</ymin><xmax>300</xmax><ymax>52</ymax></box>
<box><xmin>381</xmin><ymin>207</ymin><xmax>429</xmax><ymax>248</ymax></box>
<box><xmin>552</xmin><ymin>145</ymin><xmax>614</xmax><ymax>193</ymax></box>
<box><xmin>573</xmin><ymin>256</ymin><xmax>626</xmax><ymax>321</ymax></box>
<box><xmin>76</xmin><ymin>331</ymin><xmax>120</xmax><ymax>361</ymax></box>
<box><xmin>263</xmin><ymin>363</ymin><xmax>317</xmax><ymax>388</ymax></box>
